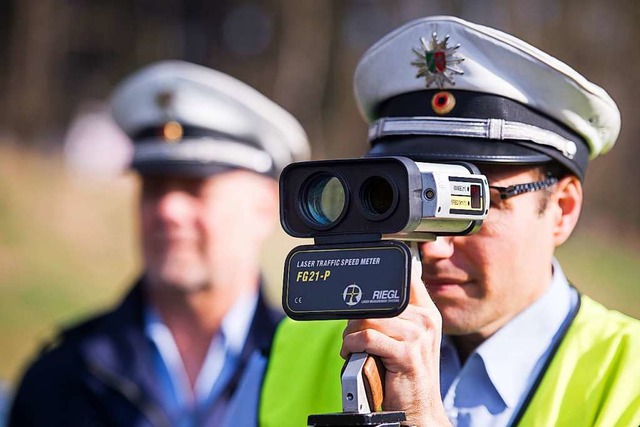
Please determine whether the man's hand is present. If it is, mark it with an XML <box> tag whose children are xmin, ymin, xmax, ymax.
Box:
<box><xmin>340</xmin><ymin>264</ymin><xmax>451</xmax><ymax>427</ymax></box>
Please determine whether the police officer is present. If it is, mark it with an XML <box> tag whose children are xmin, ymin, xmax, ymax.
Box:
<box><xmin>9</xmin><ymin>61</ymin><xmax>309</xmax><ymax>426</ymax></box>
<box><xmin>258</xmin><ymin>16</ymin><xmax>640</xmax><ymax>426</ymax></box>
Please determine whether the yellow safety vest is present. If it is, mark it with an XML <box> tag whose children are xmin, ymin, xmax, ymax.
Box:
<box><xmin>260</xmin><ymin>295</ymin><xmax>640</xmax><ymax>426</ymax></box>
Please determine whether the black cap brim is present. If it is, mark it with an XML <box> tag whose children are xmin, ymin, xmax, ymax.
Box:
<box><xmin>131</xmin><ymin>160</ymin><xmax>238</xmax><ymax>178</ymax></box>
<box><xmin>367</xmin><ymin>134</ymin><xmax>589</xmax><ymax>180</ymax></box>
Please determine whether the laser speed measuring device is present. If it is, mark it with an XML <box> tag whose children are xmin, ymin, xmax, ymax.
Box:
<box><xmin>280</xmin><ymin>156</ymin><xmax>489</xmax><ymax>320</ymax></box>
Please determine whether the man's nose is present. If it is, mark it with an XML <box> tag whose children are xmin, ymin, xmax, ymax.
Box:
<box><xmin>154</xmin><ymin>190</ymin><xmax>196</xmax><ymax>223</ymax></box>
<box><xmin>418</xmin><ymin>236</ymin><xmax>455</xmax><ymax>261</ymax></box>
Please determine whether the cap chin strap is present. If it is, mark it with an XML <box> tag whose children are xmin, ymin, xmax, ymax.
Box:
<box><xmin>369</xmin><ymin>117</ymin><xmax>577</xmax><ymax>159</ymax></box>
<box><xmin>133</xmin><ymin>138</ymin><xmax>274</xmax><ymax>173</ymax></box>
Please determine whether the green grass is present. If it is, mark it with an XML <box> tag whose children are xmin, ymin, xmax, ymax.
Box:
<box><xmin>0</xmin><ymin>146</ymin><xmax>138</xmax><ymax>383</ymax></box>
<box><xmin>0</xmin><ymin>146</ymin><xmax>638</xmax><ymax>389</ymax></box>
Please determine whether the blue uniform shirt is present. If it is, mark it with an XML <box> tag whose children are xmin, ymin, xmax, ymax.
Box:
<box><xmin>439</xmin><ymin>259</ymin><xmax>579</xmax><ymax>426</ymax></box>
<box><xmin>144</xmin><ymin>293</ymin><xmax>258</xmax><ymax>427</ymax></box>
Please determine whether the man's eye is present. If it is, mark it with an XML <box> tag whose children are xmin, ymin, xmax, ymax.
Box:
<box><xmin>142</xmin><ymin>181</ymin><xmax>164</xmax><ymax>198</ymax></box>
<box><xmin>488</xmin><ymin>189</ymin><xmax>506</xmax><ymax>209</ymax></box>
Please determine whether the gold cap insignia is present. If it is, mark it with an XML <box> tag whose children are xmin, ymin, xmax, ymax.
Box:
<box><xmin>162</xmin><ymin>121</ymin><xmax>183</xmax><ymax>142</ymax></box>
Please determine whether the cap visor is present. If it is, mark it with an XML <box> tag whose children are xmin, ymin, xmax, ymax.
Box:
<box><xmin>367</xmin><ymin>135</ymin><xmax>587</xmax><ymax>179</ymax></box>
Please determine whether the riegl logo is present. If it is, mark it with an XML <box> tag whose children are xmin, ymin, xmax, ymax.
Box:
<box><xmin>343</xmin><ymin>284</ymin><xmax>362</xmax><ymax>306</ymax></box>
<box><xmin>372</xmin><ymin>290</ymin><xmax>399</xmax><ymax>300</ymax></box>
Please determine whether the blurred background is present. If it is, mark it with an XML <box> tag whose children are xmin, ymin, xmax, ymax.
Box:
<box><xmin>0</xmin><ymin>0</ymin><xmax>639</xmax><ymax>417</ymax></box>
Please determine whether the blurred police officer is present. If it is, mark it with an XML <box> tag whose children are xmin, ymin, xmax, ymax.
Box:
<box><xmin>257</xmin><ymin>17</ymin><xmax>640</xmax><ymax>426</ymax></box>
<box><xmin>9</xmin><ymin>60</ymin><xmax>309</xmax><ymax>427</ymax></box>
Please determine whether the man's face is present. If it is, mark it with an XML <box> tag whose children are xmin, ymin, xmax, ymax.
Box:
<box><xmin>139</xmin><ymin>170</ymin><xmax>277</xmax><ymax>293</ymax></box>
<box><xmin>419</xmin><ymin>165</ymin><xmax>562</xmax><ymax>338</ymax></box>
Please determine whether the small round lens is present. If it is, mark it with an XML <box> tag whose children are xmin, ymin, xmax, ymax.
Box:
<box><xmin>360</xmin><ymin>176</ymin><xmax>396</xmax><ymax>219</ymax></box>
<box><xmin>301</xmin><ymin>173</ymin><xmax>346</xmax><ymax>228</ymax></box>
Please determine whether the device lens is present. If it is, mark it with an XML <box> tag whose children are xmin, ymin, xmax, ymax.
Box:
<box><xmin>360</xmin><ymin>176</ymin><xmax>396</xmax><ymax>218</ymax></box>
<box><xmin>302</xmin><ymin>173</ymin><xmax>346</xmax><ymax>227</ymax></box>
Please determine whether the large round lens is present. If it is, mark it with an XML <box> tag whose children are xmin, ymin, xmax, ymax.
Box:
<box><xmin>360</xmin><ymin>176</ymin><xmax>396</xmax><ymax>219</ymax></box>
<box><xmin>301</xmin><ymin>173</ymin><xmax>346</xmax><ymax>228</ymax></box>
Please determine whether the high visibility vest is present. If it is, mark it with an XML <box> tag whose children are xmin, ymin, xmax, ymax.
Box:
<box><xmin>260</xmin><ymin>296</ymin><xmax>640</xmax><ymax>426</ymax></box>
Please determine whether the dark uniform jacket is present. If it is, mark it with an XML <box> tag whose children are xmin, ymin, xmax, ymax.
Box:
<box><xmin>8</xmin><ymin>278</ymin><xmax>282</xmax><ymax>427</ymax></box>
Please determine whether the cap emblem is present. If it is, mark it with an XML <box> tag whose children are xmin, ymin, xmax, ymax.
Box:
<box><xmin>156</xmin><ymin>90</ymin><xmax>174</xmax><ymax>110</ymax></box>
<box><xmin>431</xmin><ymin>91</ymin><xmax>456</xmax><ymax>115</ymax></box>
<box><xmin>162</xmin><ymin>121</ymin><xmax>183</xmax><ymax>143</ymax></box>
<box><xmin>411</xmin><ymin>33</ymin><xmax>464</xmax><ymax>88</ymax></box>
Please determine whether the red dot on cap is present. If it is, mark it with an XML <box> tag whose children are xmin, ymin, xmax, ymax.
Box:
<box><xmin>431</xmin><ymin>91</ymin><xmax>456</xmax><ymax>115</ymax></box>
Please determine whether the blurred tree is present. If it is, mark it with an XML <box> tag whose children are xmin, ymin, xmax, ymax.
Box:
<box><xmin>5</xmin><ymin>0</ymin><xmax>63</xmax><ymax>144</ymax></box>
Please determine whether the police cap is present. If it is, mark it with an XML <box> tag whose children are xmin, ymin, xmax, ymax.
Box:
<box><xmin>110</xmin><ymin>60</ymin><xmax>310</xmax><ymax>178</ymax></box>
<box><xmin>355</xmin><ymin>16</ymin><xmax>621</xmax><ymax>180</ymax></box>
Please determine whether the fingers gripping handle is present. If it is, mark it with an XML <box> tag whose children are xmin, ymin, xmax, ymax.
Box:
<box><xmin>341</xmin><ymin>242</ymin><xmax>423</xmax><ymax>415</ymax></box>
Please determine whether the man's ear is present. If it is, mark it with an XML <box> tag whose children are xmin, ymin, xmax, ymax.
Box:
<box><xmin>551</xmin><ymin>175</ymin><xmax>583</xmax><ymax>247</ymax></box>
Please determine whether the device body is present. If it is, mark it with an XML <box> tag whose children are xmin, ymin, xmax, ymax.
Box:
<box><xmin>280</xmin><ymin>156</ymin><xmax>489</xmax><ymax>320</ymax></box>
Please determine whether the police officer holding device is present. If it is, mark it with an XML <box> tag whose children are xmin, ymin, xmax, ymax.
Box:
<box><xmin>258</xmin><ymin>16</ymin><xmax>640</xmax><ymax>427</ymax></box>
<box><xmin>9</xmin><ymin>61</ymin><xmax>310</xmax><ymax>426</ymax></box>
<box><xmin>279</xmin><ymin>156</ymin><xmax>491</xmax><ymax>426</ymax></box>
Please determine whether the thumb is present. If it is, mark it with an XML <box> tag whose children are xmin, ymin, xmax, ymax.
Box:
<box><xmin>407</xmin><ymin>242</ymin><xmax>431</xmax><ymax>306</ymax></box>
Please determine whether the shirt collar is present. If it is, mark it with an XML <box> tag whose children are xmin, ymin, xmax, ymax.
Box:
<box><xmin>473</xmin><ymin>258</ymin><xmax>573</xmax><ymax>407</ymax></box>
<box><xmin>220</xmin><ymin>292</ymin><xmax>258</xmax><ymax>355</ymax></box>
<box><xmin>142</xmin><ymin>291</ymin><xmax>259</xmax><ymax>406</ymax></box>
<box><xmin>143</xmin><ymin>292</ymin><xmax>258</xmax><ymax>355</ymax></box>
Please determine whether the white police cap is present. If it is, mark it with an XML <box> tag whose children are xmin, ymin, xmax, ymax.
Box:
<box><xmin>355</xmin><ymin>16</ymin><xmax>621</xmax><ymax>180</ymax></box>
<box><xmin>110</xmin><ymin>60</ymin><xmax>310</xmax><ymax>178</ymax></box>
